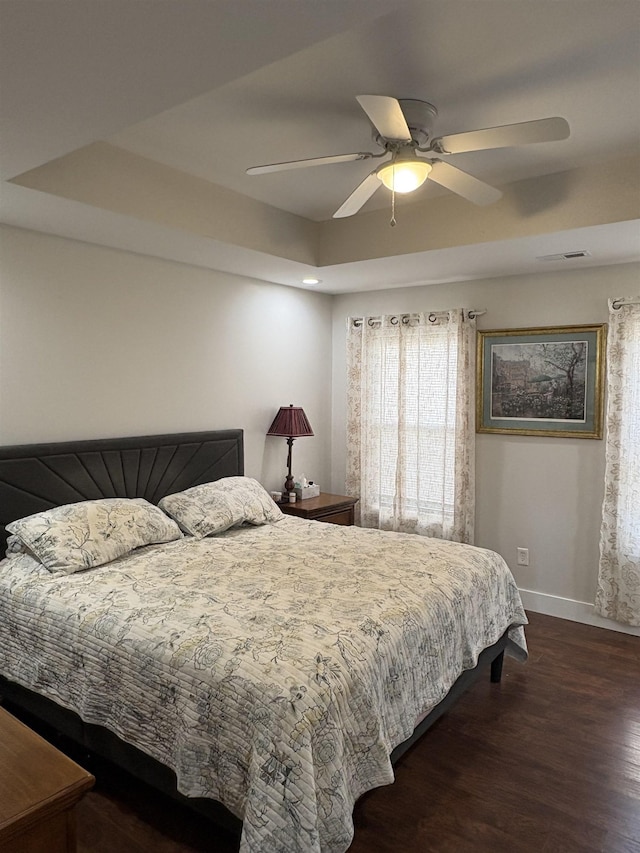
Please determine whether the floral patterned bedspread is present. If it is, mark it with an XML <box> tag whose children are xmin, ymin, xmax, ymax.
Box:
<box><xmin>0</xmin><ymin>516</ymin><xmax>527</xmax><ymax>852</ymax></box>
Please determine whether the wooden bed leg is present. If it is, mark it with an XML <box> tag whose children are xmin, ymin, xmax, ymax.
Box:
<box><xmin>490</xmin><ymin>651</ymin><xmax>504</xmax><ymax>683</ymax></box>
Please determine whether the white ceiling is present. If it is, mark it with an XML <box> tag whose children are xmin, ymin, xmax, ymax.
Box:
<box><xmin>1</xmin><ymin>0</ymin><xmax>639</xmax><ymax>293</ymax></box>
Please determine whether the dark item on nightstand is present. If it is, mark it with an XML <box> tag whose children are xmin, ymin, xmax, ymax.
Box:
<box><xmin>0</xmin><ymin>706</ymin><xmax>94</xmax><ymax>852</ymax></box>
<box><xmin>266</xmin><ymin>404</ymin><xmax>314</xmax><ymax>494</ymax></box>
<box><xmin>279</xmin><ymin>492</ymin><xmax>358</xmax><ymax>526</ymax></box>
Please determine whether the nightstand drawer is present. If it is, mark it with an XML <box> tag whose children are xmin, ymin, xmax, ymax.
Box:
<box><xmin>279</xmin><ymin>493</ymin><xmax>358</xmax><ymax>526</ymax></box>
<box><xmin>313</xmin><ymin>507</ymin><xmax>354</xmax><ymax>526</ymax></box>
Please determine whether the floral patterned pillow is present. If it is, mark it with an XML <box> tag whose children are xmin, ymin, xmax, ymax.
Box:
<box><xmin>159</xmin><ymin>476</ymin><xmax>282</xmax><ymax>538</ymax></box>
<box><xmin>6</xmin><ymin>498</ymin><xmax>183</xmax><ymax>574</ymax></box>
<box><xmin>5</xmin><ymin>534</ymin><xmax>31</xmax><ymax>558</ymax></box>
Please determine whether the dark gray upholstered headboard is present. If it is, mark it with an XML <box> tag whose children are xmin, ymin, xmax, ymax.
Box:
<box><xmin>0</xmin><ymin>430</ymin><xmax>244</xmax><ymax>553</ymax></box>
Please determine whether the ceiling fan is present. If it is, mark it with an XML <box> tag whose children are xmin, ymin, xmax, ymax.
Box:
<box><xmin>246</xmin><ymin>96</ymin><xmax>570</xmax><ymax>218</ymax></box>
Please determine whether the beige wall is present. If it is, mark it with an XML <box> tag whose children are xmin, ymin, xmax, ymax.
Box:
<box><xmin>1</xmin><ymin>223</ymin><xmax>638</xmax><ymax>634</ymax></box>
<box><xmin>0</xmin><ymin>225</ymin><xmax>333</xmax><ymax>491</ymax></box>
<box><xmin>330</xmin><ymin>262</ymin><xmax>640</xmax><ymax>634</ymax></box>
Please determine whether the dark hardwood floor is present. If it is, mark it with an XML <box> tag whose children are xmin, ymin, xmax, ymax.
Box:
<box><xmin>56</xmin><ymin>612</ymin><xmax>640</xmax><ymax>851</ymax></box>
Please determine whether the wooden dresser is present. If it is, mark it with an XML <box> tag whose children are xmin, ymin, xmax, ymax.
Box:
<box><xmin>0</xmin><ymin>707</ymin><xmax>94</xmax><ymax>853</ymax></box>
<box><xmin>279</xmin><ymin>492</ymin><xmax>358</xmax><ymax>526</ymax></box>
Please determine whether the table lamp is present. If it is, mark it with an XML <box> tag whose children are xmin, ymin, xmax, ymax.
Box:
<box><xmin>267</xmin><ymin>404</ymin><xmax>314</xmax><ymax>494</ymax></box>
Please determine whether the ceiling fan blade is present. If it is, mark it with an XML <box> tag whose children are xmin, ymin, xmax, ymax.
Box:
<box><xmin>433</xmin><ymin>117</ymin><xmax>570</xmax><ymax>155</ymax></box>
<box><xmin>429</xmin><ymin>160</ymin><xmax>502</xmax><ymax>206</ymax></box>
<box><xmin>356</xmin><ymin>95</ymin><xmax>412</xmax><ymax>142</ymax></box>
<box><xmin>246</xmin><ymin>152</ymin><xmax>373</xmax><ymax>175</ymax></box>
<box><xmin>333</xmin><ymin>172</ymin><xmax>381</xmax><ymax>218</ymax></box>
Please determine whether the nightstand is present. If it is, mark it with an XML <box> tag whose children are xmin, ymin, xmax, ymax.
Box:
<box><xmin>0</xmin><ymin>707</ymin><xmax>95</xmax><ymax>853</ymax></box>
<box><xmin>279</xmin><ymin>492</ymin><xmax>358</xmax><ymax>526</ymax></box>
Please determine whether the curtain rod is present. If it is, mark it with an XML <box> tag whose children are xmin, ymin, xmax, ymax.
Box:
<box><xmin>612</xmin><ymin>297</ymin><xmax>640</xmax><ymax>309</ymax></box>
<box><xmin>351</xmin><ymin>309</ymin><xmax>486</xmax><ymax>328</ymax></box>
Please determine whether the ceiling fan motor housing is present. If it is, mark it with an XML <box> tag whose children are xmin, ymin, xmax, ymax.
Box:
<box><xmin>373</xmin><ymin>99</ymin><xmax>438</xmax><ymax>148</ymax></box>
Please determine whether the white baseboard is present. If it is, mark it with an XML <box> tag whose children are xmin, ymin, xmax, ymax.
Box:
<box><xmin>518</xmin><ymin>587</ymin><xmax>640</xmax><ymax>637</ymax></box>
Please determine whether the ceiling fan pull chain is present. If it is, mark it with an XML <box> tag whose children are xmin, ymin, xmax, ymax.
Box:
<box><xmin>390</xmin><ymin>164</ymin><xmax>397</xmax><ymax>227</ymax></box>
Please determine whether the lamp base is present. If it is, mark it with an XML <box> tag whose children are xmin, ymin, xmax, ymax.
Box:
<box><xmin>284</xmin><ymin>474</ymin><xmax>295</xmax><ymax>494</ymax></box>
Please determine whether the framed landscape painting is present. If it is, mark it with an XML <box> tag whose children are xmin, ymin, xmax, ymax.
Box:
<box><xmin>476</xmin><ymin>324</ymin><xmax>606</xmax><ymax>438</ymax></box>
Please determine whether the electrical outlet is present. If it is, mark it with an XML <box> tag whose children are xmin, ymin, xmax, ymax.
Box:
<box><xmin>517</xmin><ymin>547</ymin><xmax>529</xmax><ymax>566</ymax></box>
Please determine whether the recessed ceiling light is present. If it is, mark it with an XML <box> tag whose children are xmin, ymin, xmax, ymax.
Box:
<box><xmin>302</xmin><ymin>277</ymin><xmax>321</xmax><ymax>285</ymax></box>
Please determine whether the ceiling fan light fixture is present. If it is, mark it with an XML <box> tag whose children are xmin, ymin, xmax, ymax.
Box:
<box><xmin>378</xmin><ymin>158</ymin><xmax>432</xmax><ymax>193</ymax></box>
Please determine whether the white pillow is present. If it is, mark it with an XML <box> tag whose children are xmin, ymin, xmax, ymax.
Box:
<box><xmin>159</xmin><ymin>476</ymin><xmax>282</xmax><ymax>538</ymax></box>
<box><xmin>6</xmin><ymin>498</ymin><xmax>183</xmax><ymax>574</ymax></box>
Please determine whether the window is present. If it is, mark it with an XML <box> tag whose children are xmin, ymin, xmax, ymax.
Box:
<box><xmin>346</xmin><ymin>309</ymin><xmax>475</xmax><ymax>543</ymax></box>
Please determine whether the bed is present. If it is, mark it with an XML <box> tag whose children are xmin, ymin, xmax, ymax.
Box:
<box><xmin>0</xmin><ymin>430</ymin><xmax>527</xmax><ymax>853</ymax></box>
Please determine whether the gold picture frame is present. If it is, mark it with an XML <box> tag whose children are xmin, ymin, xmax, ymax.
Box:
<box><xmin>476</xmin><ymin>324</ymin><xmax>606</xmax><ymax>438</ymax></box>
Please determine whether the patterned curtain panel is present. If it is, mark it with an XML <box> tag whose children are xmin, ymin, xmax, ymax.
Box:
<box><xmin>595</xmin><ymin>299</ymin><xmax>640</xmax><ymax>626</ymax></box>
<box><xmin>346</xmin><ymin>309</ymin><xmax>475</xmax><ymax>544</ymax></box>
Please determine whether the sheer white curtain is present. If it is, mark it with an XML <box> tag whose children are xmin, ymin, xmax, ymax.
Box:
<box><xmin>346</xmin><ymin>309</ymin><xmax>475</xmax><ymax>543</ymax></box>
<box><xmin>595</xmin><ymin>298</ymin><xmax>640</xmax><ymax>626</ymax></box>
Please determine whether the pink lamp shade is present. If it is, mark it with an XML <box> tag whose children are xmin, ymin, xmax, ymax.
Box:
<box><xmin>267</xmin><ymin>404</ymin><xmax>314</xmax><ymax>494</ymax></box>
